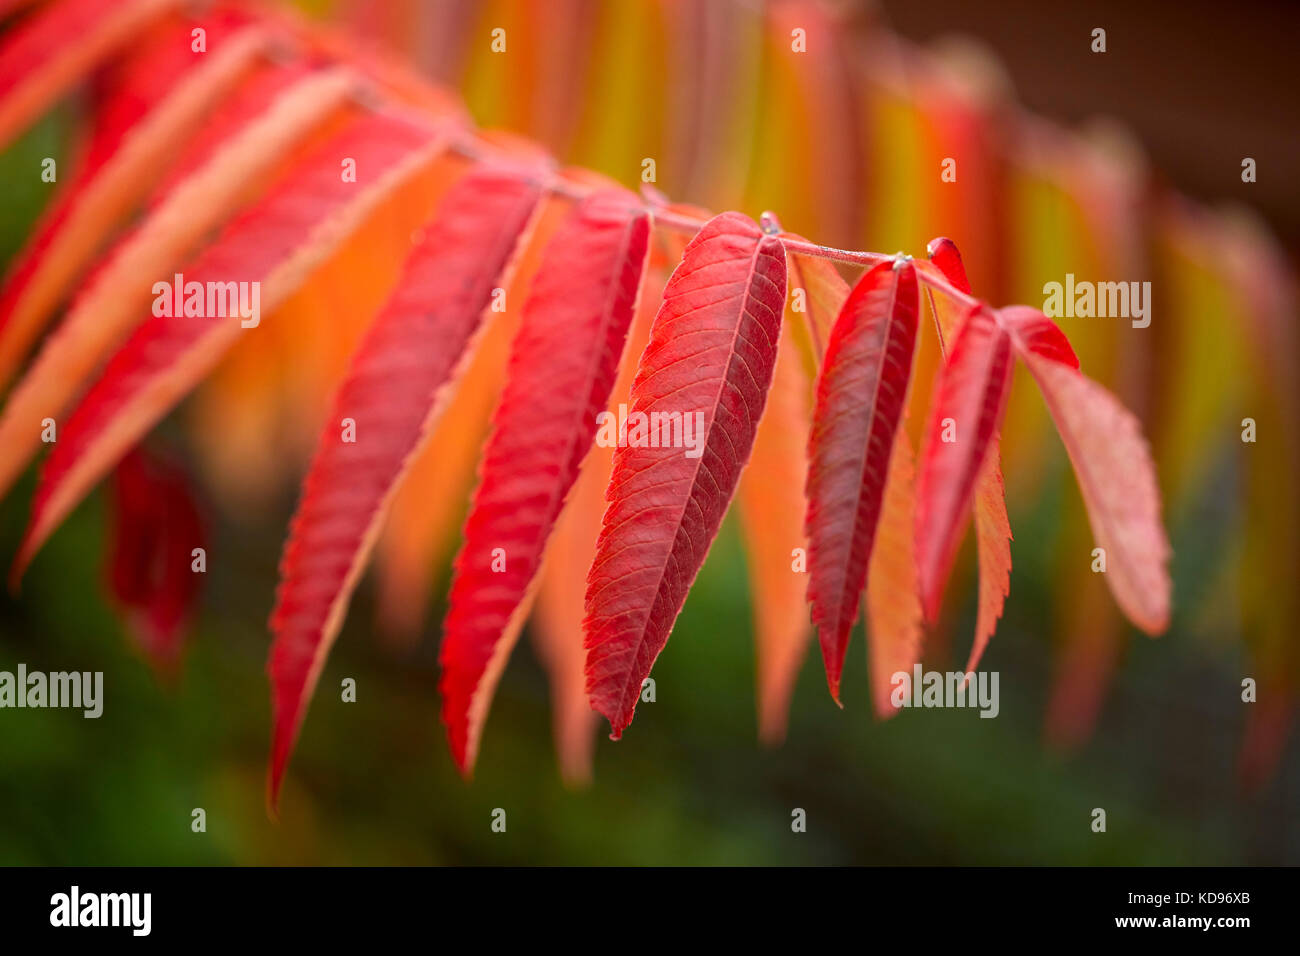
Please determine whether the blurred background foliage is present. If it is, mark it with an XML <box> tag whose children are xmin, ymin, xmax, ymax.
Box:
<box><xmin>0</xmin><ymin>0</ymin><xmax>1296</xmax><ymax>864</ymax></box>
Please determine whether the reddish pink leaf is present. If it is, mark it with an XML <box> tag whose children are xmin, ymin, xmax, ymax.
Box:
<box><xmin>0</xmin><ymin>0</ymin><xmax>177</xmax><ymax>152</ymax></box>
<box><xmin>1010</xmin><ymin>319</ymin><xmax>1172</xmax><ymax>634</ymax></box>
<box><xmin>805</xmin><ymin>258</ymin><xmax>919</xmax><ymax>702</ymax></box>
<box><xmin>13</xmin><ymin>113</ymin><xmax>454</xmax><ymax>580</ymax></box>
<box><xmin>439</xmin><ymin>191</ymin><xmax>651</xmax><ymax>776</ymax></box>
<box><xmin>924</xmin><ymin>236</ymin><xmax>971</xmax><ymax>305</ymax></box>
<box><xmin>999</xmin><ymin>305</ymin><xmax>1079</xmax><ymax>369</ymax></box>
<box><xmin>914</xmin><ymin>303</ymin><xmax>1014</xmax><ymax>624</ymax></box>
<box><xmin>104</xmin><ymin>447</ymin><xmax>204</xmax><ymax>677</ymax></box>
<box><xmin>923</xmin><ymin>238</ymin><xmax>1015</xmax><ymax>672</ymax></box>
<box><xmin>268</xmin><ymin>167</ymin><xmax>545</xmax><ymax>805</ymax></box>
<box><xmin>583</xmin><ymin>211</ymin><xmax>786</xmax><ymax>738</ymax></box>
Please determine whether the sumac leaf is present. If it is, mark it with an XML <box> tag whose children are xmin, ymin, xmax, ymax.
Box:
<box><xmin>439</xmin><ymin>190</ymin><xmax>651</xmax><ymax>776</ymax></box>
<box><xmin>13</xmin><ymin>112</ymin><xmax>453</xmax><ymax>578</ymax></box>
<box><xmin>805</xmin><ymin>258</ymin><xmax>919</xmax><ymax>702</ymax></box>
<box><xmin>0</xmin><ymin>19</ymin><xmax>268</xmax><ymax>388</ymax></box>
<box><xmin>268</xmin><ymin>166</ymin><xmax>545</xmax><ymax>805</ymax></box>
<box><xmin>1008</xmin><ymin>311</ymin><xmax>1171</xmax><ymax>634</ymax></box>
<box><xmin>737</xmin><ymin>319</ymin><xmax>814</xmax><ymax>743</ymax></box>
<box><xmin>922</xmin><ymin>238</ymin><xmax>1014</xmax><ymax>670</ymax></box>
<box><xmin>104</xmin><ymin>447</ymin><xmax>204</xmax><ymax>677</ymax></box>
<box><xmin>0</xmin><ymin>0</ymin><xmax>177</xmax><ymax>151</ymax></box>
<box><xmin>0</xmin><ymin>67</ymin><xmax>359</xmax><ymax>501</ymax></box>
<box><xmin>865</xmin><ymin>429</ymin><xmax>922</xmax><ymax>717</ymax></box>
<box><xmin>914</xmin><ymin>302</ymin><xmax>1013</xmax><ymax>624</ymax></box>
<box><xmin>583</xmin><ymin>211</ymin><xmax>785</xmax><ymax>738</ymax></box>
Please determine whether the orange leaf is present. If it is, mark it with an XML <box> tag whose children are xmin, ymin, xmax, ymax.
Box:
<box><xmin>0</xmin><ymin>17</ymin><xmax>269</xmax><ymax>388</ymax></box>
<box><xmin>0</xmin><ymin>68</ymin><xmax>360</xmax><ymax>502</ymax></box>
<box><xmin>13</xmin><ymin>113</ymin><xmax>452</xmax><ymax>578</ymax></box>
<box><xmin>865</xmin><ymin>429</ymin><xmax>923</xmax><ymax>718</ymax></box>
<box><xmin>737</xmin><ymin>318</ymin><xmax>814</xmax><ymax>742</ymax></box>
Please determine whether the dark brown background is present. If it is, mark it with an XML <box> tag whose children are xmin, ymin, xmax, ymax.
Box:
<box><xmin>880</xmin><ymin>0</ymin><xmax>1299</xmax><ymax>253</ymax></box>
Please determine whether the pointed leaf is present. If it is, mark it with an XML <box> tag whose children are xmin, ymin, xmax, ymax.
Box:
<box><xmin>865</xmin><ymin>429</ymin><xmax>923</xmax><ymax>717</ymax></box>
<box><xmin>737</xmin><ymin>319</ymin><xmax>814</xmax><ymax>743</ymax></box>
<box><xmin>1008</xmin><ymin>313</ymin><xmax>1171</xmax><ymax>634</ymax></box>
<box><xmin>805</xmin><ymin>258</ymin><xmax>919</xmax><ymax>702</ymax></box>
<box><xmin>914</xmin><ymin>302</ymin><xmax>1014</xmax><ymax>624</ymax></box>
<box><xmin>923</xmin><ymin>239</ymin><xmax>1015</xmax><ymax>670</ymax></box>
<box><xmin>532</xmin><ymin>269</ymin><xmax>662</xmax><ymax>784</ymax></box>
<box><xmin>268</xmin><ymin>167</ymin><xmax>545</xmax><ymax>805</ymax></box>
<box><xmin>439</xmin><ymin>191</ymin><xmax>651</xmax><ymax>775</ymax></box>
<box><xmin>371</xmin><ymin>193</ymin><xmax>576</xmax><ymax>640</ymax></box>
<box><xmin>583</xmin><ymin>211</ymin><xmax>786</xmax><ymax>738</ymax></box>
<box><xmin>14</xmin><ymin>113</ymin><xmax>453</xmax><ymax>577</ymax></box>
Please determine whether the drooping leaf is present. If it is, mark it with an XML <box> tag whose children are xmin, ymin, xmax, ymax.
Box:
<box><xmin>13</xmin><ymin>112</ymin><xmax>453</xmax><ymax>577</ymax></box>
<box><xmin>104</xmin><ymin>446</ymin><xmax>204</xmax><ymax>677</ymax></box>
<box><xmin>998</xmin><ymin>304</ymin><xmax>1079</xmax><ymax>369</ymax></box>
<box><xmin>439</xmin><ymin>190</ymin><xmax>651</xmax><ymax>776</ymax></box>
<box><xmin>805</xmin><ymin>258</ymin><xmax>919</xmax><ymax>702</ymax></box>
<box><xmin>1008</xmin><ymin>312</ymin><xmax>1171</xmax><ymax>634</ymax></box>
<box><xmin>736</xmin><ymin>317</ymin><xmax>813</xmax><ymax>743</ymax></box>
<box><xmin>0</xmin><ymin>17</ymin><xmax>268</xmax><ymax>388</ymax></box>
<box><xmin>914</xmin><ymin>302</ymin><xmax>1013</xmax><ymax>624</ymax></box>
<box><xmin>583</xmin><ymin>211</ymin><xmax>786</xmax><ymax>738</ymax></box>
<box><xmin>532</xmin><ymin>260</ymin><xmax>664</xmax><ymax>784</ymax></box>
<box><xmin>0</xmin><ymin>67</ymin><xmax>359</xmax><ymax>501</ymax></box>
<box><xmin>370</xmin><ymin>192</ymin><xmax>574</xmax><ymax>641</ymax></box>
<box><xmin>921</xmin><ymin>238</ymin><xmax>1014</xmax><ymax>670</ymax></box>
<box><xmin>865</xmin><ymin>428</ymin><xmax>922</xmax><ymax>717</ymax></box>
<box><xmin>268</xmin><ymin>166</ymin><xmax>545</xmax><ymax>805</ymax></box>
<box><xmin>0</xmin><ymin>0</ymin><xmax>177</xmax><ymax>152</ymax></box>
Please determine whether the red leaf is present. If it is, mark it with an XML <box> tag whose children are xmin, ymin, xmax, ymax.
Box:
<box><xmin>805</xmin><ymin>258</ymin><xmax>919</xmax><ymax>702</ymax></box>
<box><xmin>1009</xmin><ymin>317</ymin><xmax>1171</xmax><ymax>634</ymax></box>
<box><xmin>914</xmin><ymin>302</ymin><xmax>1014</xmax><ymax>624</ymax></box>
<box><xmin>13</xmin><ymin>112</ymin><xmax>453</xmax><ymax>580</ymax></box>
<box><xmin>0</xmin><ymin>0</ymin><xmax>176</xmax><ymax>152</ymax></box>
<box><xmin>439</xmin><ymin>190</ymin><xmax>650</xmax><ymax>775</ymax></box>
<box><xmin>999</xmin><ymin>304</ymin><xmax>1079</xmax><ymax>369</ymax></box>
<box><xmin>268</xmin><ymin>166</ymin><xmax>545</xmax><ymax>805</ymax></box>
<box><xmin>924</xmin><ymin>236</ymin><xmax>971</xmax><ymax>304</ymax></box>
<box><xmin>583</xmin><ymin>211</ymin><xmax>786</xmax><ymax>738</ymax></box>
<box><xmin>923</xmin><ymin>239</ymin><xmax>1015</xmax><ymax>672</ymax></box>
<box><xmin>105</xmin><ymin>447</ymin><xmax>204</xmax><ymax>677</ymax></box>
